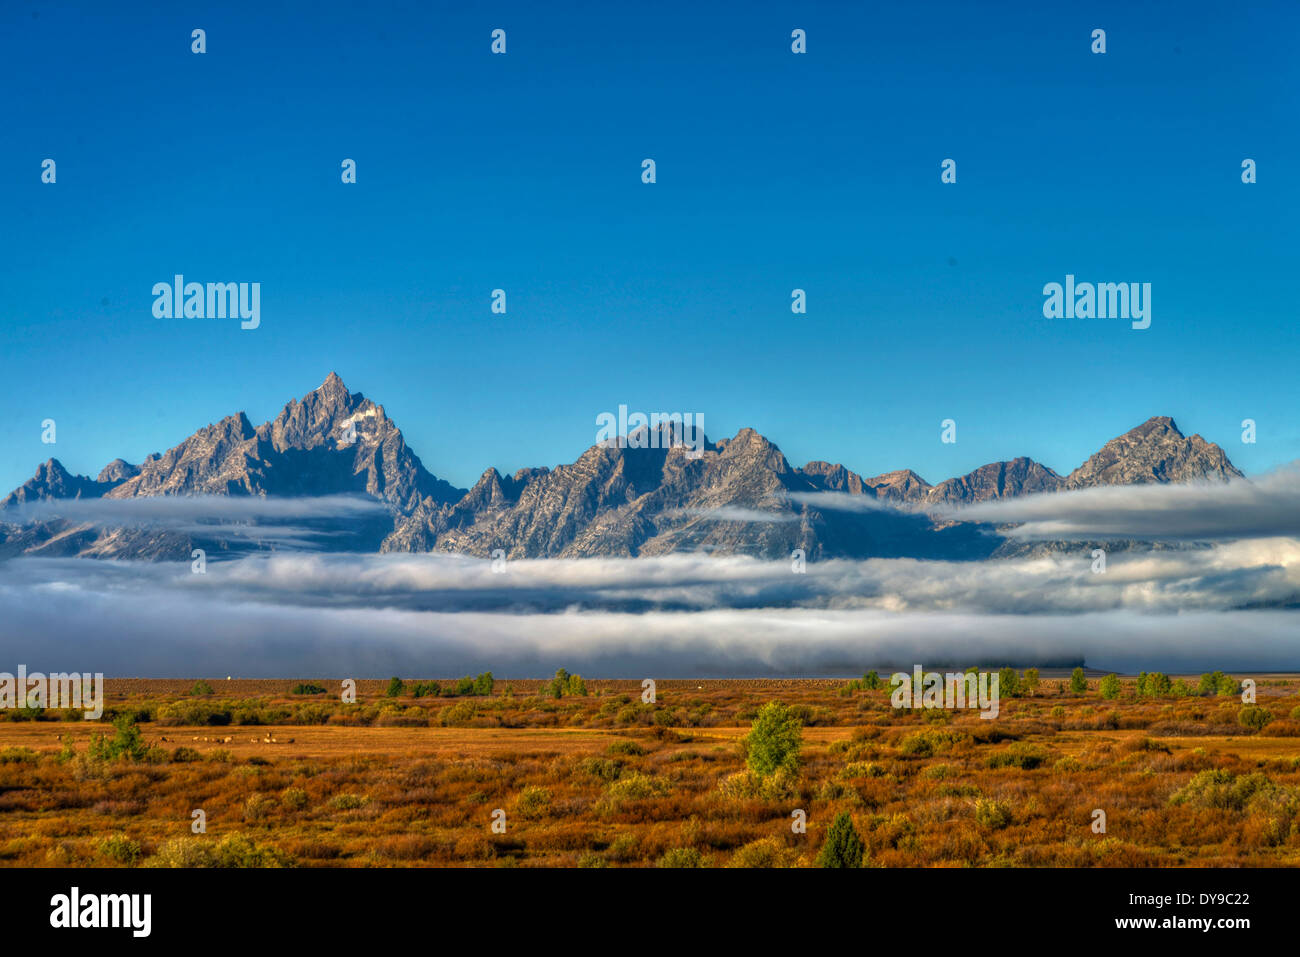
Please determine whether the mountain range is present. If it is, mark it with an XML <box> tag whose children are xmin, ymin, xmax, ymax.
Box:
<box><xmin>0</xmin><ymin>372</ymin><xmax>1244</xmax><ymax>562</ymax></box>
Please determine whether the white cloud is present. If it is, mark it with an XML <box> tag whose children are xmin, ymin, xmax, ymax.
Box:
<box><xmin>1</xmin><ymin>542</ymin><xmax>1296</xmax><ymax>675</ymax></box>
<box><xmin>942</xmin><ymin>465</ymin><xmax>1300</xmax><ymax>541</ymax></box>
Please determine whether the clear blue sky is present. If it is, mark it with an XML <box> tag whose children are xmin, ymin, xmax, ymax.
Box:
<box><xmin>2</xmin><ymin>0</ymin><xmax>1297</xmax><ymax>495</ymax></box>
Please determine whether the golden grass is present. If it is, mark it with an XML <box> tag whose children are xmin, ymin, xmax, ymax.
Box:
<box><xmin>1</xmin><ymin>676</ymin><xmax>1297</xmax><ymax>868</ymax></box>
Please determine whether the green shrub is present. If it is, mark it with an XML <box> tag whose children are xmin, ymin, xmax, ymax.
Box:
<box><xmin>607</xmin><ymin>740</ymin><xmax>646</xmax><ymax>756</ymax></box>
<box><xmin>190</xmin><ymin>680</ymin><xmax>215</xmax><ymax>696</ymax></box>
<box><xmin>816</xmin><ymin>811</ymin><xmax>866</xmax><ymax>868</ymax></box>
<box><xmin>986</xmin><ymin>742</ymin><xmax>1049</xmax><ymax>770</ymax></box>
<box><xmin>1170</xmin><ymin>770</ymin><xmax>1286</xmax><ymax>811</ymax></box>
<box><xmin>1069</xmin><ymin>668</ymin><xmax>1088</xmax><ymax>694</ymax></box>
<box><xmin>601</xmin><ymin>773</ymin><xmax>670</xmax><ymax>810</ymax></box>
<box><xmin>1238</xmin><ymin>705</ymin><xmax>1273</xmax><ymax>732</ymax></box>
<box><xmin>657</xmin><ymin>847</ymin><xmax>708</xmax><ymax>868</ymax></box>
<box><xmin>88</xmin><ymin>715</ymin><xmax>148</xmax><ymax>762</ymax></box>
<box><xmin>579</xmin><ymin>757</ymin><xmax>625</xmax><ymax>782</ymax></box>
<box><xmin>155</xmin><ymin>700</ymin><xmax>233</xmax><ymax>726</ymax></box>
<box><xmin>97</xmin><ymin>833</ymin><xmax>142</xmax><ymax>865</ymax></box>
<box><xmin>728</xmin><ymin>838</ymin><xmax>798</xmax><ymax>868</ymax></box>
<box><xmin>291</xmin><ymin>683</ymin><xmax>326</xmax><ymax>695</ymax></box>
<box><xmin>975</xmin><ymin>798</ymin><xmax>1012</xmax><ymax>830</ymax></box>
<box><xmin>439</xmin><ymin>702</ymin><xmax>476</xmax><ymax>727</ymax></box>
<box><xmin>899</xmin><ymin>728</ymin><xmax>968</xmax><ymax>758</ymax></box>
<box><xmin>744</xmin><ymin>701</ymin><xmax>802</xmax><ymax>779</ymax></box>
<box><xmin>146</xmin><ymin>834</ymin><xmax>292</xmax><ymax>868</ymax></box>
<box><xmin>281</xmin><ymin>787</ymin><xmax>309</xmax><ymax>811</ymax></box>
<box><xmin>516</xmin><ymin>785</ymin><xmax>552</xmax><ymax>819</ymax></box>
<box><xmin>385</xmin><ymin>677</ymin><xmax>405</xmax><ymax>698</ymax></box>
<box><xmin>605</xmin><ymin>834</ymin><xmax>638</xmax><ymax>862</ymax></box>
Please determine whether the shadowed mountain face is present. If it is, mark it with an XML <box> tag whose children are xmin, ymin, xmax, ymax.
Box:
<box><xmin>0</xmin><ymin>375</ymin><xmax>1245</xmax><ymax>561</ymax></box>
<box><xmin>923</xmin><ymin>457</ymin><xmax>1064</xmax><ymax>507</ymax></box>
<box><xmin>2</xmin><ymin>458</ymin><xmax>120</xmax><ymax>507</ymax></box>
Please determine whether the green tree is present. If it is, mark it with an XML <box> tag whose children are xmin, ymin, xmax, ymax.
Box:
<box><xmin>565</xmin><ymin>673</ymin><xmax>587</xmax><ymax>696</ymax></box>
<box><xmin>454</xmin><ymin>676</ymin><xmax>475</xmax><ymax>696</ymax></box>
<box><xmin>473</xmin><ymin>672</ymin><xmax>494</xmax><ymax>696</ymax></box>
<box><xmin>1147</xmin><ymin>672</ymin><xmax>1172</xmax><ymax>697</ymax></box>
<box><xmin>1099</xmin><ymin>674</ymin><xmax>1121</xmax><ymax>700</ymax></box>
<box><xmin>385</xmin><ymin>676</ymin><xmax>405</xmax><ymax>698</ymax></box>
<box><xmin>816</xmin><ymin>811</ymin><xmax>866</xmax><ymax>868</ymax></box>
<box><xmin>1069</xmin><ymin>668</ymin><xmax>1088</xmax><ymax>694</ymax></box>
<box><xmin>998</xmin><ymin>668</ymin><xmax>1022</xmax><ymax>698</ymax></box>
<box><xmin>89</xmin><ymin>715</ymin><xmax>148</xmax><ymax>762</ymax></box>
<box><xmin>744</xmin><ymin>701</ymin><xmax>802</xmax><ymax>779</ymax></box>
<box><xmin>190</xmin><ymin>680</ymin><xmax>215</xmax><ymax>695</ymax></box>
<box><xmin>862</xmin><ymin>671</ymin><xmax>881</xmax><ymax>690</ymax></box>
<box><xmin>1022</xmin><ymin>668</ymin><xmax>1040</xmax><ymax>694</ymax></box>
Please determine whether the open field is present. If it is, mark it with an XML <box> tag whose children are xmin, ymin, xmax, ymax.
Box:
<box><xmin>2</xmin><ymin>675</ymin><xmax>1299</xmax><ymax>868</ymax></box>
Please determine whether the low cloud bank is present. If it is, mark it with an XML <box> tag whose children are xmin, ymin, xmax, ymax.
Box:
<box><xmin>943</xmin><ymin>466</ymin><xmax>1300</xmax><ymax>541</ymax></box>
<box><xmin>1</xmin><ymin>544</ymin><xmax>1296</xmax><ymax>675</ymax></box>
<box><xmin>1</xmin><ymin>494</ymin><xmax>390</xmax><ymax>549</ymax></box>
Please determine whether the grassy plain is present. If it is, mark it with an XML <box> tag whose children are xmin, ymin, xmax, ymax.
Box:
<box><xmin>1</xmin><ymin>675</ymin><xmax>1298</xmax><ymax>868</ymax></box>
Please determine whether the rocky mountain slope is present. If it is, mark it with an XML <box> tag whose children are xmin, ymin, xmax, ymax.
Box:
<box><xmin>0</xmin><ymin>374</ymin><xmax>1245</xmax><ymax>561</ymax></box>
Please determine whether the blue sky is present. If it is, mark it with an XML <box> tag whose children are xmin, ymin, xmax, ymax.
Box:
<box><xmin>2</xmin><ymin>0</ymin><xmax>1296</xmax><ymax>496</ymax></box>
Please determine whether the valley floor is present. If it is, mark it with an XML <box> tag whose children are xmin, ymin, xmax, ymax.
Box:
<box><xmin>1</xmin><ymin>677</ymin><xmax>1298</xmax><ymax>867</ymax></box>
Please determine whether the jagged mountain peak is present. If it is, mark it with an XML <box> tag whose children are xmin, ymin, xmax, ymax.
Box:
<box><xmin>924</xmin><ymin>456</ymin><xmax>1063</xmax><ymax>506</ymax></box>
<box><xmin>716</xmin><ymin>427</ymin><xmax>791</xmax><ymax>473</ymax></box>
<box><xmin>267</xmin><ymin>373</ymin><xmax>370</xmax><ymax>453</ymax></box>
<box><xmin>2</xmin><ymin>458</ymin><xmax>106</xmax><ymax>509</ymax></box>
<box><xmin>96</xmin><ymin>458</ymin><xmax>140</xmax><ymax>484</ymax></box>
<box><xmin>0</xmin><ymin>379</ymin><xmax>1247</xmax><ymax>561</ymax></box>
<box><xmin>863</xmin><ymin>469</ymin><xmax>933</xmax><ymax>505</ymax></box>
<box><xmin>1065</xmin><ymin>416</ymin><xmax>1241</xmax><ymax>489</ymax></box>
<box><xmin>801</xmin><ymin>461</ymin><xmax>870</xmax><ymax>496</ymax></box>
